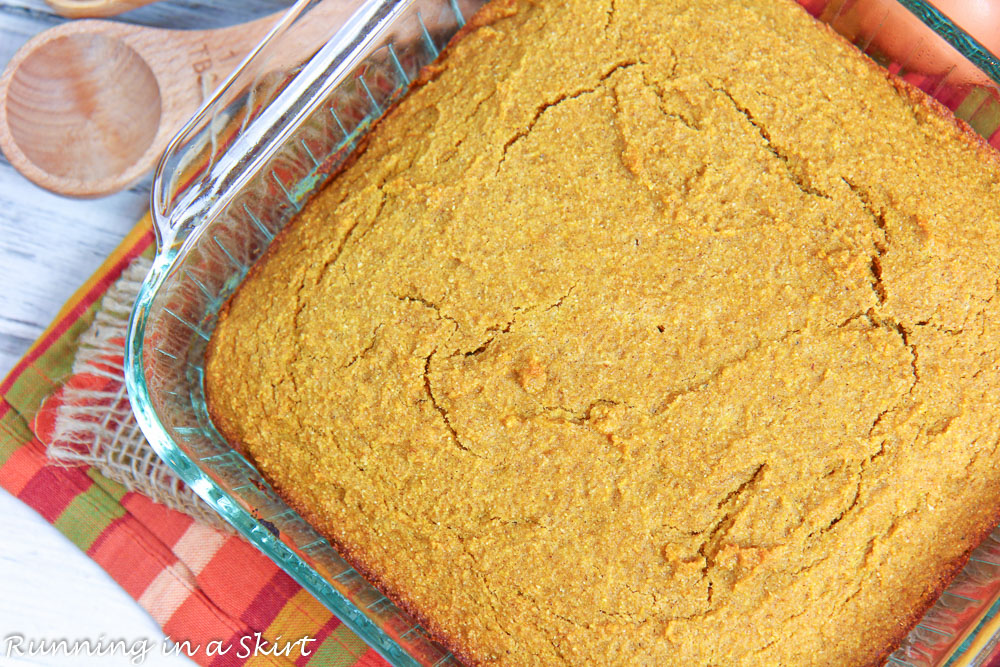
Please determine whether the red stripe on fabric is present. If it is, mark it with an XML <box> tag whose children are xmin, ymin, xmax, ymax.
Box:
<box><xmin>30</xmin><ymin>384</ymin><xmax>69</xmax><ymax>446</ymax></box>
<box><xmin>163</xmin><ymin>593</ymin><xmax>237</xmax><ymax>667</ymax></box>
<box><xmin>163</xmin><ymin>592</ymin><xmax>293</xmax><ymax>667</ymax></box>
<box><xmin>355</xmin><ymin>648</ymin><xmax>391</xmax><ymax>666</ymax></box>
<box><xmin>121</xmin><ymin>491</ymin><xmax>196</xmax><ymax>548</ymax></box>
<box><xmin>88</xmin><ymin>514</ymin><xmax>179</xmax><ymax>599</ymax></box>
<box><xmin>198</xmin><ymin>537</ymin><xmax>284</xmax><ymax>612</ymax></box>
<box><xmin>17</xmin><ymin>464</ymin><xmax>92</xmax><ymax>522</ymax></box>
<box><xmin>0</xmin><ymin>441</ymin><xmax>46</xmax><ymax>495</ymax></box>
<box><xmin>240</xmin><ymin>570</ymin><xmax>302</xmax><ymax>630</ymax></box>
<box><xmin>0</xmin><ymin>228</ymin><xmax>154</xmax><ymax>395</ymax></box>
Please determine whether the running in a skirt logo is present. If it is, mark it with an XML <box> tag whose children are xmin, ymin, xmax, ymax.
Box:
<box><xmin>3</xmin><ymin>633</ymin><xmax>317</xmax><ymax>664</ymax></box>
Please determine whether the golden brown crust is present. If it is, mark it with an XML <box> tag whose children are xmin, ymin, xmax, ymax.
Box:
<box><xmin>848</xmin><ymin>72</ymin><xmax>1000</xmax><ymax>667</ymax></box>
<box><xmin>816</xmin><ymin>33</ymin><xmax>1000</xmax><ymax>666</ymax></box>
<box><xmin>204</xmin><ymin>0</ymin><xmax>1000</xmax><ymax>664</ymax></box>
<box><xmin>808</xmin><ymin>28</ymin><xmax>1000</xmax><ymax>665</ymax></box>
<box><xmin>799</xmin><ymin>20</ymin><xmax>1000</xmax><ymax>665</ymax></box>
<box><xmin>206</xmin><ymin>3</ymin><xmax>526</xmax><ymax>663</ymax></box>
<box><xmin>856</xmin><ymin>486</ymin><xmax>1000</xmax><ymax>667</ymax></box>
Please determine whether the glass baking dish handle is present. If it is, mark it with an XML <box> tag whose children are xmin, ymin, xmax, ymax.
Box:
<box><xmin>150</xmin><ymin>0</ymin><xmax>409</xmax><ymax>255</ymax></box>
<box><xmin>151</xmin><ymin>0</ymin><xmax>304</xmax><ymax>251</ymax></box>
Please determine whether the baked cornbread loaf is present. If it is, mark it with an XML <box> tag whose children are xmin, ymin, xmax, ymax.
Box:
<box><xmin>205</xmin><ymin>0</ymin><xmax>1000</xmax><ymax>663</ymax></box>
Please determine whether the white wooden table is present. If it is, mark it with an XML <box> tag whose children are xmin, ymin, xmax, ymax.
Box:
<box><xmin>0</xmin><ymin>2</ymin><xmax>288</xmax><ymax>664</ymax></box>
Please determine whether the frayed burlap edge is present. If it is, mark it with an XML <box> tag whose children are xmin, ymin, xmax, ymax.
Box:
<box><xmin>44</xmin><ymin>256</ymin><xmax>232</xmax><ymax>533</ymax></box>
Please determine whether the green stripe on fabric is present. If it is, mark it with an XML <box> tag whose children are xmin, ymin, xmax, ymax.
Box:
<box><xmin>87</xmin><ymin>467</ymin><xmax>128</xmax><ymax>501</ymax></box>
<box><xmin>0</xmin><ymin>405</ymin><xmax>32</xmax><ymax>465</ymax></box>
<box><xmin>52</xmin><ymin>480</ymin><xmax>127</xmax><ymax>550</ymax></box>
<box><xmin>308</xmin><ymin>627</ymin><xmax>370</xmax><ymax>667</ymax></box>
<box><xmin>4</xmin><ymin>310</ymin><xmax>96</xmax><ymax>421</ymax></box>
<box><xmin>3</xmin><ymin>367</ymin><xmax>58</xmax><ymax>426</ymax></box>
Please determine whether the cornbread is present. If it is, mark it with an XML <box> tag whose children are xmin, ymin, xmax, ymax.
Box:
<box><xmin>204</xmin><ymin>0</ymin><xmax>1000</xmax><ymax>664</ymax></box>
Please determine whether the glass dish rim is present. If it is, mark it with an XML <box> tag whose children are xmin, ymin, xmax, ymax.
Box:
<box><xmin>125</xmin><ymin>0</ymin><xmax>439</xmax><ymax>664</ymax></box>
<box><xmin>123</xmin><ymin>0</ymin><xmax>1000</xmax><ymax>665</ymax></box>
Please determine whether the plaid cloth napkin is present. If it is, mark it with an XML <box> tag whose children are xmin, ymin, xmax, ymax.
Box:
<box><xmin>0</xmin><ymin>216</ymin><xmax>388</xmax><ymax>667</ymax></box>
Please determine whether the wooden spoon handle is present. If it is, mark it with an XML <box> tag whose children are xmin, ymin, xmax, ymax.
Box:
<box><xmin>178</xmin><ymin>1</ymin><xmax>368</xmax><ymax>87</ymax></box>
<box><xmin>123</xmin><ymin>1</ymin><xmax>366</xmax><ymax>137</ymax></box>
<box><xmin>44</xmin><ymin>0</ymin><xmax>161</xmax><ymax>19</ymax></box>
<box><xmin>133</xmin><ymin>14</ymin><xmax>279</xmax><ymax>107</ymax></box>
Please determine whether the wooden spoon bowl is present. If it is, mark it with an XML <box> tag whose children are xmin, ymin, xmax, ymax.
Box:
<box><xmin>6</xmin><ymin>32</ymin><xmax>162</xmax><ymax>188</ymax></box>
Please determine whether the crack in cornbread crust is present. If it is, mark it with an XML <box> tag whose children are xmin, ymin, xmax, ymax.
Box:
<box><xmin>205</xmin><ymin>0</ymin><xmax>1000</xmax><ymax>664</ymax></box>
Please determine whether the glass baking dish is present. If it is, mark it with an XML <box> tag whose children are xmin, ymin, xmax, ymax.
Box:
<box><xmin>124</xmin><ymin>0</ymin><xmax>1000</xmax><ymax>665</ymax></box>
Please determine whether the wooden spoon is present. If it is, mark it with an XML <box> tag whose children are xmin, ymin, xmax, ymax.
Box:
<box><xmin>45</xmin><ymin>0</ymin><xmax>161</xmax><ymax>19</ymax></box>
<box><xmin>0</xmin><ymin>16</ymin><xmax>281</xmax><ymax>197</ymax></box>
<box><xmin>1</xmin><ymin>0</ymin><xmax>366</xmax><ymax>198</ymax></box>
